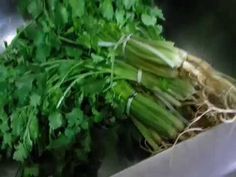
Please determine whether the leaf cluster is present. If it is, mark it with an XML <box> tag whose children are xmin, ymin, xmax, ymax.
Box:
<box><xmin>0</xmin><ymin>0</ymin><xmax>165</xmax><ymax>176</ymax></box>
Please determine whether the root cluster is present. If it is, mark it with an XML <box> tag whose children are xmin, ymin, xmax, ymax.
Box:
<box><xmin>174</xmin><ymin>53</ymin><xmax>236</xmax><ymax>144</ymax></box>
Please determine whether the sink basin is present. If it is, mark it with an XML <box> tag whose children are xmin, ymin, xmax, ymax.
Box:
<box><xmin>0</xmin><ymin>0</ymin><xmax>24</xmax><ymax>53</ymax></box>
<box><xmin>113</xmin><ymin>123</ymin><xmax>236</xmax><ymax>177</ymax></box>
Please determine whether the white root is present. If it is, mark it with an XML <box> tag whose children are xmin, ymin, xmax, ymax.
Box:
<box><xmin>180</xmin><ymin>50</ymin><xmax>236</xmax><ymax>106</ymax></box>
<box><xmin>182</xmin><ymin>54</ymin><xmax>236</xmax><ymax>104</ymax></box>
<box><xmin>173</xmin><ymin>50</ymin><xmax>236</xmax><ymax>148</ymax></box>
<box><xmin>172</xmin><ymin>128</ymin><xmax>203</xmax><ymax>148</ymax></box>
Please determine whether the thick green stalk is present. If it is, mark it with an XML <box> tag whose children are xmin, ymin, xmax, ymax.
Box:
<box><xmin>150</xmin><ymin>130</ymin><xmax>162</xmax><ymax>144</ymax></box>
<box><xmin>135</xmin><ymin>94</ymin><xmax>185</xmax><ymax>131</ymax></box>
<box><xmin>152</xmin><ymin>86</ymin><xmax>182</xmax><ymax>107</ymax></box>
<box><xmin>126</xmin><ymin>38</ymin><xmax>183</xmax><ymax>68</ymax></box>
<box><xmin>112</xmin><ymin>81</ymin><xmax>180</xmax><ymax>139</ymax></box>
<box><xmin>131</xmin><ymin>117</ymin><xmax>160</xmax><ymax>152</ymax></box>
<box><xmin>125</xmin><ymin>56</ymin><xmax>178</xmax><ymax>78</ymax></box>
<box><xmin>125</xmin><ymin>45</ymin><xmax>168</xmax><ymax>66</ymax></box>
<box><xmin>130</xmin><ymin>96</ymin><xmax>178</xmax><ymax>138</ymax></box>
<box><xmin>113</xmin><ymin>61</ymin><xmax>194</xmax><ymax>103</ymax></box>
<box><xmin>113</xmin><ymin>61</ymin><xmax>181</xmax><ymax>106</ymax></box>
<box><xmin>131</xmin><ymin>37</ymin><xmax>184</xmax><ymax>65</ymax></box>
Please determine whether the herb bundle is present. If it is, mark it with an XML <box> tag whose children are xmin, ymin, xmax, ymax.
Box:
<box><xmin>0</xmin><ymin>0</ymin><xmax>235</xmax><ymax>176</ymax></box>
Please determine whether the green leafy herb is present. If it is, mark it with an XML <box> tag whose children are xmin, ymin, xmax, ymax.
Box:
<box><xmin>141</xmin><ymin>13</ymin><xmax>157</xmax><ymax>26</ymax></box>
<box><xmin>0</xmin><ymin>0</ymin><xmax>197</xmax><ymax>176</ymax></box>
<box><xmin>49</xmin><ymin>112</ymin><xmax>63</xmax><ymax>130</ymax></box>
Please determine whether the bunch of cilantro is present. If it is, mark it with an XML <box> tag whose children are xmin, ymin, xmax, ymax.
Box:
<box><xmin>0</xmin><ymin>0</ymin><xmax>195</xmax><ymax>176</ymax></box>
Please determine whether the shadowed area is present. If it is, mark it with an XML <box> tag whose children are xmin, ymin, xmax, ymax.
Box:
<box><xmin>158</xmin><ymin>0</ymin><xmax>236</xmax><ymax>77</ymax></box>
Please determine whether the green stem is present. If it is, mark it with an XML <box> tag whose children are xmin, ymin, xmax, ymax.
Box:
<box><xmin>128</xmin><ymin>38</ymin><xmax>175</xmax><ymax>67</ymax></box>
<box><xmin>59</xmin><ymin>36</ymin><xmax>79</xmax><ymax>45</ymax></box>
<box><xmin>131</xmin><ymin>117</ymin><xmax>160</xmax><ymax>152</ymax></box>
<box><xmin>135</xmin><ymin>94</ymin><xmax>184</xmax><ymax>131</ymax></box>
<box><xmin>57</xmin><ymin>71</ymin><xmax>109</xmax><ymax>108</ymax></box>
<box><xmin>131</xmin><ymin>97</ymin><xmax>178</xmax><ymax>138</ymax></box>
<box><xmin>112</xmin><ymin>81</ymin><xmax>179</xmax><ymax>139</ymax></box>
<box><xmin>125</xmin><ymin>45</ymin><xmax>167</xmax><ymax>66</ymax></box>
<box><xmin>125</xmin><ymin>56</ymin><xmax>178</xmax><ymax>78</ymax></box>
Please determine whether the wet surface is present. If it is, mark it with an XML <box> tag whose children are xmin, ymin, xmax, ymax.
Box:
<box><xmin>0</xmin><ymin>0</ymin><xmax>24</xmax><ymax>53</ymax></box>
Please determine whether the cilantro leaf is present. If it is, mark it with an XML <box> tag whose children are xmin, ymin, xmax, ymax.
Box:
<box><xmin>0</xmin><ymin>81</ymin><xmax>8</xmax><ymax>107</ymax></box>
<box><xmin>65</xmin><ymin>127</ymin><xmax>80</xmax><ymax>139</ymax></box>
<box><xmin>48</xmin><ymin>0</ymin><xmax>58</xmax><ymax>12</ymax></box>
<box><xmin>81</xmin><ymin>132</ymin><xmax>91</xmax><ymax>153</ymax></box>
<box><xmin>15</xmin><ymin>75</ymin><xmax>34</xmax><ymax>105</ymax></box>
<box><xmin>92</xmin><ymin>108</ymin><xmax>103</xmax><ymax>123</ymax></box>
<box><xmin>49</xmin><ymin>112</ymin><xmax>64</xmax><ymax>130</ymax></box>
<box><xmin>13</xmin><ymin>143</ymin><xmax>29</xmax><ymax>162</ymax></box>
<box><xmin>33</xmin><ymin>30</ymin><xmax>45</xmax><ymax>46</ymax></box>
<box><xmin>35</xmin><ymin>44</ymin><xmax>51</xmax><ymax>62</ymax></box>
<box><xmin>66</xmin><ymin>108</ymin><xmax>83</xmax><ymax>127</ymax></box>
<box><xmin>2</xmin><ymin>133</ymin><xmax>12</xmax><ymax>149</ymax></box>
<box><xmin>81</xmin><ymin>120</ymin><xmax>89</xmax><ymax>130</ymax></box>
<box><xmin>150</xmin><ymin>6</ymin><xmax>165</xmax><ymax>20</ymax></box>
<box><xmin>30</xmin><ymin>94</ymin><xmax>41</xmax><ymax>107</ymax></box>
<box><xmin>27</xmin><ymin>0</ymin><xmax>43</xmax><ymax>18</ymax></box>
<box><xmin>69</xmin><ymin>0</ymin><xmax>85</xmax><ymax>18</ymax></box>
<box><xmin>29</xmin><ymin>115</ymin><xmax>39</xmax><ymax>141</ymax></box>
<box><xmin>48</xmin><ymin>134</ymin><xmax>71</xmax><ymax>150</ymax></box>
<box><xmin>115</xmin><ymin>9</ymin><xmax>125</xmax><ymax>26</ymax></box>
<box><xmin>24</xmin><ymin>165</ymin><xmax>39</xmax><ymax>177</ymax></box>
<box><xmin>91</xmin><ymin>53</ymin><xmax>104</xmax><ymax>63</ymax></box>
<box><xmin>65</xmin><ymin>46</ymin><xmax>82</xmax><ymax>58</ymax></box>
<box><xmin>141</xmin><ymin>13</ymin><xmax>157</xmax><ymax>26</ymax></box>
<box><xmin>11</xmin><ymin>110</ymin><xmax>27</xmax><ymax>137</ymax></box>
<box><xmin>101</xmin><ymin>0</ymin><xmax>114</xmax><ymax>20</ymax></box>
<box><xmin>46</xmin><ymin>32</ymin><xmax>61</xmax><ymax>50</ymax></box>
<box><xmin>0</xmin><ymin>65</ymin><xmax>8</xmax><ymax>80</ymax></box>
<box><xmin>122</xmin><ymin>0</ymin><xmax>136</xmax><ymax>10</ymax></box>
<box><xmin>23</xmin><ymin>130</ymin><xmax>33</xmax><ymax>151</ymax></box>
<box><xmin>54</xmin><ymin>3</ymin><xmax>69</xmax><ymax>29</ymax></box>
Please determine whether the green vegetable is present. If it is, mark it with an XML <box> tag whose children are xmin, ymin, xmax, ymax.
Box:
<box><xmin>0</xmin><ymin>0</ymin><xmax>196</xmax><ymax>176</ymax></box>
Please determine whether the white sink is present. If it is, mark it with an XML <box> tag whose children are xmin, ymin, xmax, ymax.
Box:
<box><xmin>113</xmin><ymin>123</ymin><xmax>236</xmax><ymax>177</ymax></box>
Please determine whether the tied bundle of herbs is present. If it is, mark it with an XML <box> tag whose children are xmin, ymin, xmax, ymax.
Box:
<box><xmin>0</xmin><ymin>0</ymin><xmax>235</xmax><ymax>176</ymax></box>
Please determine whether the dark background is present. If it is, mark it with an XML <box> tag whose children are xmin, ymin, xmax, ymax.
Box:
<box><xmin>157</xmin><ymin>0</ymin><xmax>236</xmax><ymax>77</ymax></box>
